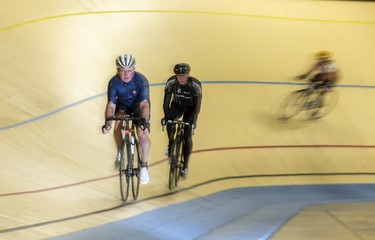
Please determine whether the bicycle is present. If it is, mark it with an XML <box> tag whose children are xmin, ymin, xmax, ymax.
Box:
<box><xmin>106</xmin><ymin>115</ymin><xmax>141</xmax><ymax>203</ymax></box>
<box><xmin>277</xmin><ymin>80</ymin><xmax>339</xmax><ymax>120</ymax></box>
<box><xmin>162</xmin><ymin>120</ymin><xmax>192</xmax><ymax>190</ymax></box>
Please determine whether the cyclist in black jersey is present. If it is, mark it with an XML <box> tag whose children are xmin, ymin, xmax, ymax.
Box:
<box><xmin>161</xmin><ymin>63</ymin><xmax>202</xmax><ymax>178</ymax></box>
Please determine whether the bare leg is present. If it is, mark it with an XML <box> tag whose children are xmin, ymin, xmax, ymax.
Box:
<box><xmin>113</xmin><ymin>120</ymin><xmax>123</xmax><ymax>152</ymax></box>
<box><xmin>137</xmin><ymin>127</ymin><xmax>151</xmax><ymax>166</ymax></box>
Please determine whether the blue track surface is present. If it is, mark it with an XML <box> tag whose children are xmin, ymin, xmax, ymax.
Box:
<box><xmin>48</xmin><ymin>184</ymin><xmax>375</xmax><ymax>240</ymax></box>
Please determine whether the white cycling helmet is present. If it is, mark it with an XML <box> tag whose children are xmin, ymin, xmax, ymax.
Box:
<box><xmin>116</xmin><ymin>54</ymin><xmax>136</xmax><ymax>68</ymax></box>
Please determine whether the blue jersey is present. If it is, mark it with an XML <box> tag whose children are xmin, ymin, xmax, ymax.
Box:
<box><xmin>107</xmin><ymin>72</ymin><xmax>150</xmax><ymax>112</ymax></box>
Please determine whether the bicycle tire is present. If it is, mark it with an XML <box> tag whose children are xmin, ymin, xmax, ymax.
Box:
<box><xmin>168</xmin><ymin>138</ymin><xmax>178</xmax><ymax>190</ymax></box>
<box><xmin>131</xmin><ymin>133</ymin><xmax>140</xmax><ymax>200</ymax></box>
<box><xmin>312</xmin><ymin>89</ymin><xmax>339</xmax><ymax>118</ymax></box>
<box><xmin>168</xmin><ymin>135</ymin><xmax>184</xmax><ymax>190</ymax></box>
<box><xmin>119</xmin><ymin>137</ymin><xmax>130</xmax><ymax>203</ymax></box>
<box><xmin>277</xmin><ymin>90</ymin><xmax>307</xmax><ymax>120</ymax></box>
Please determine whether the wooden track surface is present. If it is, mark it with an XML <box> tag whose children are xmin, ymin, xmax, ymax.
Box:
<box><xmin>1</xmin><ymin>1</ymin><xmax>375</xmax><ymax>239</ymax></box>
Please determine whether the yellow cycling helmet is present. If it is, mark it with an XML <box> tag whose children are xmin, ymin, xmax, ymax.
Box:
<box><xmin>315</xmin><ymin>50</ymin><xmax>332</xmax><ymax>59</ymax></box>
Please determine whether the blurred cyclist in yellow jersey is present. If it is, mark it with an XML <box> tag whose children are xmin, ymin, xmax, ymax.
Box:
<box><xmin>296</xmin><ymin>51</ymin><xmax>340</xmax><ymax>118</ymax></box>
<box><xmin>297</xmin><ymin>50</ymin><xmax>340</xmax><ymax>88</ymax></box>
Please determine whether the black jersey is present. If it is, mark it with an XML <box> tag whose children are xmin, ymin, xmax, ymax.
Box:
<box><xmin>163</xmin><ymin>76</ymin><xmax>202</xmax><ymax>123</ymax></box>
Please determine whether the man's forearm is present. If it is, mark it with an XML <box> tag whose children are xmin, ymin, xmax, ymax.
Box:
<box><xmin>104</xmin><ymin>103</ymin><xmax>116</xmax><ymax>125</ymax></box>
<box><xmin>140</xmin><ymin>101</ymin><xmax>150</xmax><ymax>121</ymax></box>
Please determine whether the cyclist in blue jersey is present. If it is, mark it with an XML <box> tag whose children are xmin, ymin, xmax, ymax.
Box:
<box><xmin>161</xmin><ymin>63</ymin><xmax>202</xmax><ymax>178</ymax></box>
<box><xmin>102</xmin><ymin>54</ymin><xmax>151</xmax><ymax>184</ymax></box>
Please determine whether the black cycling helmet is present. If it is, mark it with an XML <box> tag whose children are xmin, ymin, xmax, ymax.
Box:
<box><xmin>174</xmin><ymin>63</ymin><xmax>191</xmax><ymax>75</ymax></box>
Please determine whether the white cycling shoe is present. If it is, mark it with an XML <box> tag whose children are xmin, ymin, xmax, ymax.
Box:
<box><xmin>140</xmin><ymin>166</ymin><xmax>150</xmax><ymax>184</ymax></box>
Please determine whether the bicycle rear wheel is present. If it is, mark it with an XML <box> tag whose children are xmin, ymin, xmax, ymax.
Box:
<box><xmin>277</xmin><ymin>90</ymin><xmax>307</xmax><ymax>120</ymax></box>
<box><xmin>168</xmin><ymin>136</ymin><xmax>184</xmax><ymax>190</ymax></box>
<box><xmin>131</xmin><ymin>134</ymin><xmax>140</xmax><ymax>200</ymax></box>
<box><xmin>298</xmin><ymin>88</ymin><xmax>339</xmax><ymax>119</ymax></box>
<box><xmin>119</xmin><ymin>137</ymin><xmax>130</xmax><ymax>202</ymax></box>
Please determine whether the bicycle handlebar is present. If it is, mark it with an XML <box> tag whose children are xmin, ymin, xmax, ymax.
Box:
<box><xmin>106</xmin><ymin>115</ymin><xmax>142</xmax><ymax>121</ymax></box>
<box><xmin>167</xmin><ymin>120</ymin><xmax>190</xmax><ymax>125</ymax></box>
<box><xmin>162</xmin><ymin>120</ymin><xmax>194</xmax><ymax>134</ymax></box>
<box><xmin>162</xmin><ymin>120</ymin><xmax>190</xmax><ymax>129</ymax></box>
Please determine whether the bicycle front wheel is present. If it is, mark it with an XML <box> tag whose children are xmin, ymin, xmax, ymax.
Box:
<box><xmin>119</xmin><ymin>138</ymin><xmax>130</xmax><ymax>203</ymax></box>
<box><xmin>277</xmin><ymin>90</ymin><xmax>307</xmax><ymax>120</ymax></box>
<box><xmin>130</xmin><ymin>134</ymin><xmax>140</xmax><ymax>200</ymax></box>
<box><xmin>169</xmin><ymin>136</ymin><xmax>184</xmax><ymax>190</ymax></box>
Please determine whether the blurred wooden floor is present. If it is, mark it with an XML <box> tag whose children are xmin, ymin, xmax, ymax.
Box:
<box><xmin>1</xmin><ymin>0</ymin><xmax>375</xmax><ymax>239</ymax></box>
